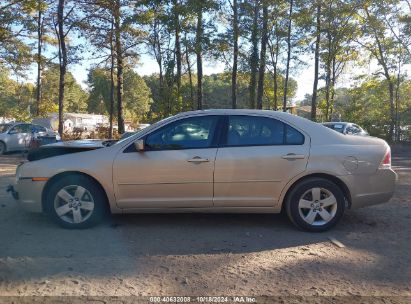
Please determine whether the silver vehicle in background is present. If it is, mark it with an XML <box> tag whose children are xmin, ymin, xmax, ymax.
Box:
<box><xmin>0</xmin><ymin>123</ymin><xmax>60</xmax><ymax>154</ymax></box>
<box><xmin>322</xmin><ymin>122</ymin><xmax>369</xmax><ymax>136</ymax></box>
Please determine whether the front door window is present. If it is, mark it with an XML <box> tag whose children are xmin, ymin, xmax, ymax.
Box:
<box><xmin>145</xmin><ymin>116</ymin><xmax>219</xmax><ymax>150</ymax></box>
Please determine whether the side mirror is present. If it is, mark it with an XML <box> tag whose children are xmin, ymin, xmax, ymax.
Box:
<box><xmin>8</xmin><ymin>129</ymin><xmax>18</xmax><ymax>135</ymax></box>
<box><xmin>134</xmin><ymin>139</ymin><xmax>145</xmax><ymax>152</ymax></box>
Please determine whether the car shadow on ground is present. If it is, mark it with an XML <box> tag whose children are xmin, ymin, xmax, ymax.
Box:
<box><xmin>0</xmin><ymin>208</ymin><xmax>390</xmax><ymax>258</ymax></box>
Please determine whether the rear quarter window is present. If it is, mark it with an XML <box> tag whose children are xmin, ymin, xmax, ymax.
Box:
<box><xmin>285</xmin><ymin>125</ymin><xmax>305</xmax><ymax>145</ymax></box>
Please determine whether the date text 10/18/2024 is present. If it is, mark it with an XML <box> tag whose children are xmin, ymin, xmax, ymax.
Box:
<box><xmin>149</xmin><ymin>296</ymin><xmax>257</xmax><ymax>303</ymax></box>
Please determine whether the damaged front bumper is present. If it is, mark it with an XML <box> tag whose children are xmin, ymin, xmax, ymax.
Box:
<box><xmin>6</xmin><ymin>184</ymin><xmax>19</xmax><ymax>200</ymax></box>
<box><xmin>6</xmin><ymin>179</ymin><xmax>44</xmax><ymax>213</ymax></box>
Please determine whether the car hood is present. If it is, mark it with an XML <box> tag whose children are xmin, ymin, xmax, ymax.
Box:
<box><xmin>45</xmin><ymin>139</ymin><xmax>108</xmax><ymax>148</ymax></box>
<box><xmin>27</xmin><ymin>140</ymin><xmax>108</xmax><ymax>161</ymax></box>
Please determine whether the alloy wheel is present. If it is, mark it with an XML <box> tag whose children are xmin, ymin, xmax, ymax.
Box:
<box><xmin>298</xmin><ymin>187</ymin><xmax>338</xmax><ymax>226</ymax></box>
<box><xmin>53</xmin><ymin>185</ymin><xmax>95</xmax><ymax>224</ymax></box>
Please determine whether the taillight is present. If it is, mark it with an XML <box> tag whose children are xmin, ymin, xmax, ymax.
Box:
<box><xmin>380</xmin><ymin>148</ymin><xmax>391</xmax><ymax>169</ymax></box>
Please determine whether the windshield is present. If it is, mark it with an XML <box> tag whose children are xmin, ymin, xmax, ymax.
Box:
<box><xmin>324</xmin><ymin>123</ymin><xmax>345</xmax><ymax>133</ymax></box>
<box><xmin>0</xmin><ymin>124</ymin><xmax>11</xmax><ymax>133</ymax></box>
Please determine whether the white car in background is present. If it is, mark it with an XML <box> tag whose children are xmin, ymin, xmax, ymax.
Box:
<box><xmin>322</xmin><ymin>122</ymin><xmax>369</xmax><ymax>136</ymax></box>
<box><xmin>0</xmin><ymin>123</ymin><xmax>60</xmax><ymax>154</ymax></box>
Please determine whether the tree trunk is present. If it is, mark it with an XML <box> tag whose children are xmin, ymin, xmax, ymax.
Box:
<box><xmin>158</xmin><ymin>56</ymin><xmax>163</xmax><ymax>86</ymax></box>
<box><xmin>268</xmin><ymin>31</ymin><xmax>279</xmax><ymax>110</ymax></box>
<box><xmin>231</xmin><ymin>0</ymin><xmax>239</xmax><ymax>109</ymax></box>
<box><xmin>283</xmin><ymin>0</ymin><xmax>293</xmax><ymax>112</ymax></box>
<box><xmin>324</xmin><ymin>28</ymin><xmax>332</xmax><ymax>121</ymax></box>
<box><xmin>395</xmin><ymin>58</ymin><xmax>401</xmax><ymax>142</ymax></box>
<box><xmin>114</xmin><ymin>0</ymin><xmax>124</xmax><ymax>134</ymax></box>
<box><xmin>173</xmin><ymin>0</ymin><xmax>182</xmax><ymax>109</ymax></box>
<box><xmin>36</xmin><ymin>1</ymin><xmax>43</xmax><ymax>116</ymax></box>
<box><xmin>388</xmin><ymin>80</ymin><xmax>395</xmax><ymax>141</ymax></box>
<box><xmin>274</xmin><ymin>37</ymin><xmax>279</xmax><ymax>110</ymax></box>
<box><xmin>57</xmin><ymin>0</ymin><xmax>67</xmax><ymax>136</ymax></box>
<box><xmin>154</xmin><ymin>20</ymin><xmax>164</xmax><ymax>87</ymax></box>
<box><xmin>153</xmin><ymin>19</ymin><xmax>165</xmax><ymax>116</ymax></box>
<box><xmin>195</xmin><ymin>3</ymin><xmax>203</xmax><ymax>110</ymax></box>
<box><xmin>249</xmin><ymin>0</ymin><xmax>259</xmax><ymax>109</ymax></box>
<box><xmin>185</xmin><ymin>35</ymin><xmax>195</xmax><ymax>110</ymax></box>
<box><xmin>377</xmin><ymin>50</ymin><xmax>395</xmax><ymax>142</ymax></box>
<box><xmin>365</xmin><ymin>7</ymin><xmax>395</xmax><ymax>141</ymax></box>
<box><xmin>330</xmin><ymin>55</ymin><xmax>337</xmax><ymax>119</ymax></box>
<box><xmin>311</xmin><ymin>3</ymin><xmax>320</xmax><ymax>122</ymax></box>
<box><xmin>109</xmin><ymin>17</ymin><xmax>115</xmax><ymax>139</ymax></box>
<box><xmin>256</xmin><ymin>0</ymin><xmax>268</xmax><ymax>110</ymax></box>
<box><xmin>324</xmin><ymin>64</ymin><xmax>331</xmax><ymax>121</ymax></box>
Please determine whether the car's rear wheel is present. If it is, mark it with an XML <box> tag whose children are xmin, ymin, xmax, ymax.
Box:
<box><xmin>285</xmin><ymin>178</ymin><xmax>345</xmax><ymax>232</ymax></box>
<box><xmin>0</xmin><ymin>141</ymin><xmax>6</xmax><ymax>155</ymax></box>
<box><xmin>45</xmin><ymin>174</ymin><xmax>108</xmax><ymax>229</ymax></box>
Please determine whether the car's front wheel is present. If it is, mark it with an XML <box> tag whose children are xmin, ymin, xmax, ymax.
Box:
<box><xmin>45</xmin><ymin>174</ymin><xmax>108</xmax><ymax>229</ymax></box>
<box><xmin>285</xmin><ymin>177</ymin><xmax>345</xmax><ymax>232</ymax></box>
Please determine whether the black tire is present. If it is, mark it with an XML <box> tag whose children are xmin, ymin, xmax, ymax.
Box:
<box><xmin>0</xmin><ymin>141</ymin><xmax>6</xmax><ymax>155</ymax></box>
<box><xmin>45</xmin><ymin>174</ymin><xmax>108</xmax><ymax>229</ymax></box>
<box><xmin>285</xmin><ymin>177</ymin><xmax>345</xmax><ymax>232</ymax></box>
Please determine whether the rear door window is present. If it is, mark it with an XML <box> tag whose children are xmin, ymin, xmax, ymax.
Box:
<box><xmin>33</xmin><ymin>125</ymin><xmax>47</xmax><ymax>133</ymax></box>
<box><xmin>225</xmin><ymin>116</ymin><xmax>304</xmax><ymax>146</ymax></box>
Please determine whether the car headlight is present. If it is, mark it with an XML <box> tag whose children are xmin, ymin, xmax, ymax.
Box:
<box><xmin>55</xmin><ymin>134</ymin><xmax>61</xmax><ymax>141</ymax></box>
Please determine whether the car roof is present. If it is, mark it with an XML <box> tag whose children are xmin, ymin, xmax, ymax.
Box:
<box><xmin>10</xmin><ymin>122</ymin><xmax>27</xmax><ymax>125</ymax></box>
<box><xmin>1</xmin><ymin>122</ymin><xmax>47</xmax><ymax>130</ymax></box>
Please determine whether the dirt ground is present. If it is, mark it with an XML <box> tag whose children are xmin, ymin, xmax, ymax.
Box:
<box><xmin>0</xmin><ymin>149</ymin><xmax>410</xmax><ymax>301</ymax></box>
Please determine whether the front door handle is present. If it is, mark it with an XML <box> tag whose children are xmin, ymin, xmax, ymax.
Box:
<box><xmin>281</xmin><ymin>153</ymin><xmax>305</xmax><ymax>160</ymax></box>
<box><xmin>187</xmin><ymin>156</ymin><xmax>210</xmax><ymax>163</ymax></box>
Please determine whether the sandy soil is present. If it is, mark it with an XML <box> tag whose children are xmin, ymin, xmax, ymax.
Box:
<box><xmin>0</xmin><ymin>150</ymin><xmax>410</xmax><ymax>300</ymax></box>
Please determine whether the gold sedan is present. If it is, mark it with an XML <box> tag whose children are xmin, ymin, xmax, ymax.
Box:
<box><xmin>10</xmin><ymin>110</ymin><xmax>396</xmax><ymax>232</ymax></box>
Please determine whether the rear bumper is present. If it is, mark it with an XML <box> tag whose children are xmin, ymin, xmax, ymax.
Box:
<box><xmin>340</xmin><ymin>168</ymin><xmax>397</xmax><ymax>209</ymax></box>
<box><xmin>9</xmin><ymin>179</ymin><xmax>45</xmax><ymax>213</ymax></box>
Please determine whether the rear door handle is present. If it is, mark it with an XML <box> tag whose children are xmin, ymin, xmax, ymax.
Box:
<box><xmin>281</xmin><ymin>153</ymin><xmax>306</xmax><ymax>160</ymax></box>
<box><xmin>187</xmin><ymin>156</ymin><xmax>210</xmax><ymax>163</ymax></box>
